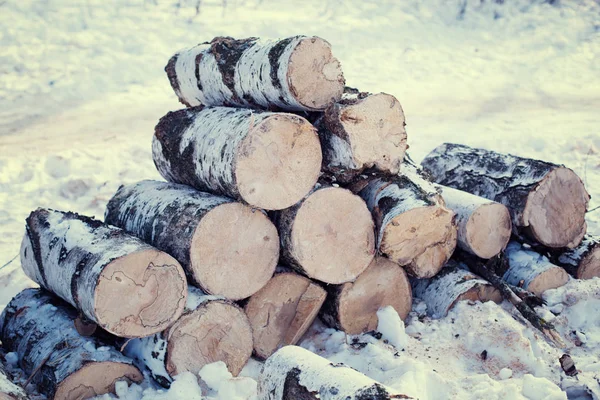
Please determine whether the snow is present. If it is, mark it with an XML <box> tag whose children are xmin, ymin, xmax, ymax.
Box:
<box><xmin>1</xmin><ymin>0</ymin><xmax>600</xmax><ymax>399</ymax></box>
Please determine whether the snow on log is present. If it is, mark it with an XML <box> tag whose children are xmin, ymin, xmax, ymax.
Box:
<box><xmin>503</xmin><ymin>242</ymin><xmax>569</xmax><ymax>296</ymax></box>
<box><xmin>258</xmin><ymin>345</ymin><xmax>411</xmax><ymax>399</ymax></box>
<box><xmin>437</xmin><ymin>185</ymin><xmax>511</xmax><ymax>259</ymax></box>
<box><xmin>20</xmin><ymin>208</ymin><xmax>187</xmax><ymax>338</ymax></box>
<box><xmin>315</xmin><ymin>88</ymin><xmax>407</xmax><ymax>182</ymax></box>
<box><xmin>549</xmin><ymin>235</ymin><xmax>600</xmax><ymax>280</ymax></box>
<box><xmin>271</xmin><ymin>185</ymin><xmax>375</xmax><ymax>284</ymax></box>
<box><xmin>411</xmin><ymin>262</ymin><xmax>502</xmax><ymax>318</ymax></box>
<box><xmin>320</xmin><ymin>257</ymin><xmax>412</xmax><ymax>335</ymax></box>
<box><xmin>152</xmin><ymin>106</ymin><xmax>322</xmax><ymax>211</ymax></box>
<box><xmin>244</xmin><ymin>272</ymin><xmax>327</xmax><ymax>360</ymax></box>
<box><xmin>0</xmin><ymin>289</ymin><xmax>143</xmax><ymax>400</ymax></box>
<box><xmin>165</xmin><ymin>36</ymin><xmax>344</xmax><ymax>111</ymax></box>
<box><xmin>421</xmin><ymin>143</ymin><xmax>590</xmax><ymax>249</ymax></box>
<box><xmin>105</xmin><ymin>180</ymin><xmax>279</xmax><ymax>300</ymax></box>
<box><xmin>0</xmin><ymin>361</ymin><xmax>27</xmax><ymax>400</ymax></box>
<box><xmin>123</xmin><ymin>287</ymin><xmax>253</xmax><ymax>388</ymax></box>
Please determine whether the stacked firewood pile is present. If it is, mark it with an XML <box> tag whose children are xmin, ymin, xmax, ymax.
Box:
<box><xmin>1</xmin><ymin>35</ymin><xmax>597</xmax><ymax>400</ymax></box>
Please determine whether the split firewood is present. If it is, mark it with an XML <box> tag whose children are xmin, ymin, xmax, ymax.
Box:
<box><xmin>503</xmin><ymin>242</ymin><xmax>569</xmax><ymax>296</ymax></box>
<box><xmin>244</xmin><ymin>272</ymin><xmax>327</xmax><ymax>359</ymax></box>
<box><xmin>123</xmin><ymin>286</ymin><xmax>253</xmax><ymax>388</ymax></box>
<box><xmin>320</xmin><ymin>257</ymin><xmax>412</xmax><ymax>334</ymax></box>
<box><xmin>165</xmin><ymin>36</ymin><xmax>344</xmax><ymax>111</ymax></box>
<box><xmin>315</xmin><ymin>87</ymin><xmax>408</xmax><ymax>183</ymax></box>
<box><xmin>20</xmin><ymin>208</ymin><xmax>187</xmax><ymax>338</ymax></box>
<box><xmin>437</xmin><ymin>185</ymin><xmax>511</xmax><ymax>259</ymax></box>
<box><xmin>421</xmin><ymin>143</ymin><xmax>590</xmax><ymax>249</ymax></box>
<box><xmin>411</xmin><ymin>262</ymin><xmax>502</xmax><ymax>318</ymax></box>
<box><xmin>153</xmin><ymin>107</ymin><xmax>322</xmax><ymax>210</ymax></box>
<box><xmin>271</xmin><ymin>185</ymin><xmax>375</xmax><ymax>284</ymax></box>
<box><xmin>0</xmin><ymin>360</ymin><xmax>27</xmax><ymax>400</ymax></box>
<box><xmin>0</xmin><ymin>289</ymin><xmax>143</xmax><ymax>400</ymax></box>
<box><xmin>258</xmin><ymin>346</ymin><xmax>411</xmax><ymax>399</ymax></box>
<box><xmin>548</xmin><ymin>235</ymin><xmax>600</xmax><ymax>280</ymax></box>
<box><xmin>105</xmin><ymin>180</ymin><xmax>279</xmax><ymax>300</ymax></box>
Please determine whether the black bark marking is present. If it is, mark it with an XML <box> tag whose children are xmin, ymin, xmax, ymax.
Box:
<box><xmin>268</xmin><ymin>37</ymin><xmax>295</xmax><ymax>93</ymax></box>
<box><xmin>210</xmin><ymin>36</ymin><xmax>258</xmax><ymax>104</ymax></box>
<box><xmin>25</xmin><ymin>210</ymin><xmax>49</xmax><ymax>287</ymax></box>
<box><xmin>165</xmin><ymin>54</ymin><xmax>192</xmax><ymax>107</ymax></box>
<box><xmin>282</xmin><ymin>367</ymin><xmax>318</xmax><ymax>399</ymax></box>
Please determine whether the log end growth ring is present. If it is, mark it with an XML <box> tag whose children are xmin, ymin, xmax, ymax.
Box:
<box><xmin>466</xmin><ymin>203</ymin><xmax>512</xmax><ymax>259</ymax></box>
<box><xmin>527</xmin><ymin>267</ymin><xmax>569</xmax><ymax>296</ymax></box>
<box><xmin>578</xmin><ymin>249</ymin><xmax>600</xmax><ymax>280</ymax></box>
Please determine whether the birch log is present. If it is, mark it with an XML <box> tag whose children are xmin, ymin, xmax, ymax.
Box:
<box><xmin>271</xmin><ymin>186</ymin><xmax>375</xmax><ymax>284</ymax></box>
<box><xmin>503</xmin><ymin>242</ymin><xmax>569</xmax><ymax>296</ymax></box>
<box><xmin>320</xmin><ymin>257</ymin><xmax>412</xmax><ymax>335</ymax></box>
<box><xmin>437</xmin><ymin>185</ymin><xmax>511</xmax><ymax>259</ymax></box>
<box><xmin>123</xmin><ymin>287</ymin><xmax>253</xmax><ymax>388</ymax></box>
<box><xmin>421</xmin><ymin>143</ymin><xmax>590</xmax><ymax>249</ymax></box>
<box><xmin>153</xmin><ymin>107</ymin><xmax>322</xmax><ymax>210</ymax></box>
<box><xmin>105</xmin><ymin>180</ymin><xmax>279</xmax><ymax>300</ymax></box>
<box><xmin>0</xmin><ymin>289</ymin><xmax>143</xmax><ymax>400</ymax></box>
<box><xmin>20</xmin><ymin>208</ymin><xmax>187</xmax><ymax>338</ymax></box>
<box><xmin>549</xmin><ymin>235</ymin><xmax>600</xmax><ymax>280</ymax></box>
<box><xmin>315</xmin><ymin>88</ymin><xmax>407</xmax><ymax>182</ymax></box>
<box><xmin>244</xmin><ymin>272</ymin><xmax>327</xmax><ymax>360</ymax></box>
<box><xmin>411</xmin><ymin>262</ymin><xmax>502</xmax><ymax>318</ymax></box>
<box><xmin>0</xmin><ymin>361</ymin><xmax>27</xmax><ymax>400</ymax></box>
<box><xmin>258</xmin><ymin>346</ymin><xmax>410</xmax><ymax>399</ymax></box>
<box><xmin>165</xmin><ymin>36</ymin><xmax>344</xmax><ymax>111</ymax></box>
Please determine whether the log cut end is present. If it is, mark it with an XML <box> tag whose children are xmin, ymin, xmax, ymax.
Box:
<box><xmin>190</xmin><ymin>202</ymin><xmax>279</xmax><ymax>300</ymax></box>
<box><xmin>287</xmin><ymin>37</ymin><xmax>344</xmax><ymax>110</ymax></box>
<box><xmin>526</xmin><ymin>266</ymin><xmax>569</xmax><ymax>297</ymax></box>
<box><xmin>235</xmin><ymin>114</ymin><xmax>322</xmax><ymax>210</ymax></box>
<box><xmin>451</xmin><ymin>283</ymin><xmax>502</xmax><ymax>311</ymax></box>
<box><xmin>382</xmin><ymin>206</ymin><xmax>457</xmax><ymax>278</ymax></box>
<box><xmin>291</xmin><ymin>187</ymin><xmax>375</xmax><ymax>284</ymax></box>
<box><xmin>95</xmin><ymin>249</ymin><xmax>187</xmax><ymax>338</ymax></box>
<box><xmin>166</xmin><ymin>300</ymin><xmax>253</xmax><ymax>377</ymax></box>
<box><xmin>524</xmin><ymin>167</ymin><xmax>589</xmax><ymax>248</ymax></box>
<box><xmin>54</xmin><ymin>361</ymin><xmax>143</xmax><ymax>400</ymax></box>
<box><xmin>245</xmin><ymin>272</ymin><xmax>327</xmax><ymax>359</ymax></box>
<box><xmin>578</xmin><ymin>247</ymin><xmax>600</xmax><ymax>280</ymax></box>
<box><xmin>466</xmin><ymin>203</ymin><xmax>512</xmax><ymax>259</ymax></box>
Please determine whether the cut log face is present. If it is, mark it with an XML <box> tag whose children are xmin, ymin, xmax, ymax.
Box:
<box><xmin>273</xmin><ymin>186</ymin><xmax>375</xmax><ymax>284</ymax></box>
<box><xmin>320</xmin><ymin>257</ymin><xmax>412</xmax><ymax>335</ymax></box>
<box><xmin>0</xmin><ymin>289</ymin><xmax>143</xmax><ymax>399</ymax></box>
<box><xmin>105</xmin><ymin>180</ymin><xmax>279</xmax><ymax>300</ymax></box>
<box><xmin>165</xmin><ymin>36</ymin><xmax>344</xmax><ymax>111</ymax></box>
<box><xmin>245</xmin><ymin>272</ymin><xmax>327</xmax><ymax>360</ymax></box>
<box><xmin>438</xmin><ymin>186</ymin><xmax>511</xmax><ymax>259</ymax></box>
<box><xmin>504</xmin><ymin>242</ymin><xmax>569</xmax><ymax>296</ymax></box>
<box><xmin>20</xmin><ymin>208</ymin><xmax>187</xmax><ymax>338</ymax></box>
<box><xmin>411</xmin><ymin>262</ymin><xmax>502</xmax><ymax>318</ymax></box>
<box><xmin>258</xmin><ymin>345</ymin><xmax>410</xmax><ymax>400</ymax></box>
<box><xmin>421</xmin><ymin>143</ymin><xmax>589</xmax><ymax>248</ymax></box>
<box><xmin>554</xmin><ymin>235</ymin><xmax>600</xmax><ymax>279</ymax></box>
<box><xmin>153</xmin><ymin>107</ymin><xmax>322</xmax><ymax>210</ymax></box>
<box><xmin>318</xmin><ymin>90</ymin><xmax>407</xmax><ymax>181</ymax></box>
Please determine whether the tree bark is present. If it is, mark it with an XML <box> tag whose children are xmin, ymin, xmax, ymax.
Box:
<box><xmin>503</xmin><ymin>242</ymin><xmax>569</xmax><ymax>296</ymax></box>
<box><xmin>123</xmin><ymin>286</ymin><xmax>253</xmax><ymax>388</ymax></box>
<box><xmin>320</xmin><ymin>257</ymin><xmax>412</xmax><ymax>334</ymax></box>
<box><xmin>271</xmin><ymin>185</ymin><xmax>375</xmax><ymax>284</ymax></box>
<box><xmin>105</xmin><ymin>180</ymin><xmax>279</xmax><ymax>300</ymax></box>
<box><xmin>244</xmin><ymin>272</ymin><xmax>327</xmax><ymax>360</ymax></box>
<box><xmin>0</xmin><ymin>289</ymin><xmax>143</xmax><ymax>400</ymax></box>
<box><xmin>165</xmin><ymin>36</ymin><xmax>344</xmax><ymax>111</ymax></box>
<box><xmin>315</xmin><ymin>88</ymin><xmax>407</xmax><ymax>183</ymax></box>
<box><xmin>0</xmin><ymin>360</ymin><xmax>27</xmax><ymax>400</ymax></box>
<box><xmin>152</xmin><ymin>106</ymin><xmax>322</xmax><ymax>210</ymax></box>
<box><xmin>421</xmin><ymin>143</ymin><xmax>589</xmax><ymax>249</ymax></box>
<box><xmin>546</xmin><ymin>235</ymin><xmax>600</xmax><ymax>280</ymax></box>
<box><xmin>437</xmin><ymin>185</ymin><xmax>511</xmax><ymax>259</ymax></box>
<box><xmin>258</xmin><ymin>346</ymin><xmax>411</xmax><ymax>399</ymax></box>
<box><xmin>411</xmin><ymin>262</ymin><xmax>502</xmax><ymax>318</ymax></box>
<box><xmin>20</xmin><ymin>208</ymin><xmax>187</xmax><ymax>338</ymax></box>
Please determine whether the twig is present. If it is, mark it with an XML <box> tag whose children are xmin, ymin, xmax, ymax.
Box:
<box><xmin>587</xmin><ymin>205</ymin><xmax>600</xmax><ymax>214</ymax></box>
<box><xmin>24</xmin><ymin>354</ymin><xmax>51</xmax><ymax>388</ymax></box>
<box><xmin>0</xmin><ymin>254</ymin><xmax>18</xmax><ymax>272</ymax></box>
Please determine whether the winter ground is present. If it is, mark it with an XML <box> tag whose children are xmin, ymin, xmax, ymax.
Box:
<box><xmin>1</xmin><ymin>0</ymin><xmax>600</xmax><ymax>398</ymax></box>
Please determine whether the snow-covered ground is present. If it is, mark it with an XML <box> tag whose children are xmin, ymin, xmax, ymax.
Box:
<box><xmin>1</xmin><ymin>0</ymin><xmax>600</xmax><ymax>398</ymax></box>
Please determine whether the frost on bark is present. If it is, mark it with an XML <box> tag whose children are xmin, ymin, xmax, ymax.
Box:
<box><xmin>20</xmin><ymin>208</ymin><xmax>187</xmax><ymax>338</ymax></box>
<box><xmin>152</xmin><ymin>106</ymin><xmax>322</xmax><ymax>210</ymax></box>
<box><xmin>545</xmin><ymin>235</ymin><xmax>600</xmax><ymax>280</ymax></box>
<box><xmin>105</xmin><ymin>180</ymin><xmax>279</xmax><ymax>300</ymax></box>
<box><xmin>0</xmin><ymin>289</ymin><xmax>142</xmax><ymax>400</ymax></box>
<box><xmin>411</xmin><ymin>261</ymin><xmax>501</xmax><ymax>318</ymax></box>
<box><xmin>258</xmin><ymin>346</ymin><xmax>411</xmax><ymax>400</ymax></box>
<box><xmin>421</xmin><ymin>143</ymin><xmax>589</xmax><ymax>249</ymax></box>
<box><xmin>320</xmin><ymin>257</ymin><xmax>412</xmax><ymax>335</ymax></box>
<box><xmin>123</xmin><ymin>287</ymin><xmax>253</xmax><ymax>388</ymax></box>
<box><xmin>165</xmin><ymin>36</ymin><xmax>345</xmax><ymax>111</ymax></box>
<box><xmin>271</xmin><ymin>185</ymin><xmax>375</xmax><ymax>284</ymax></box>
